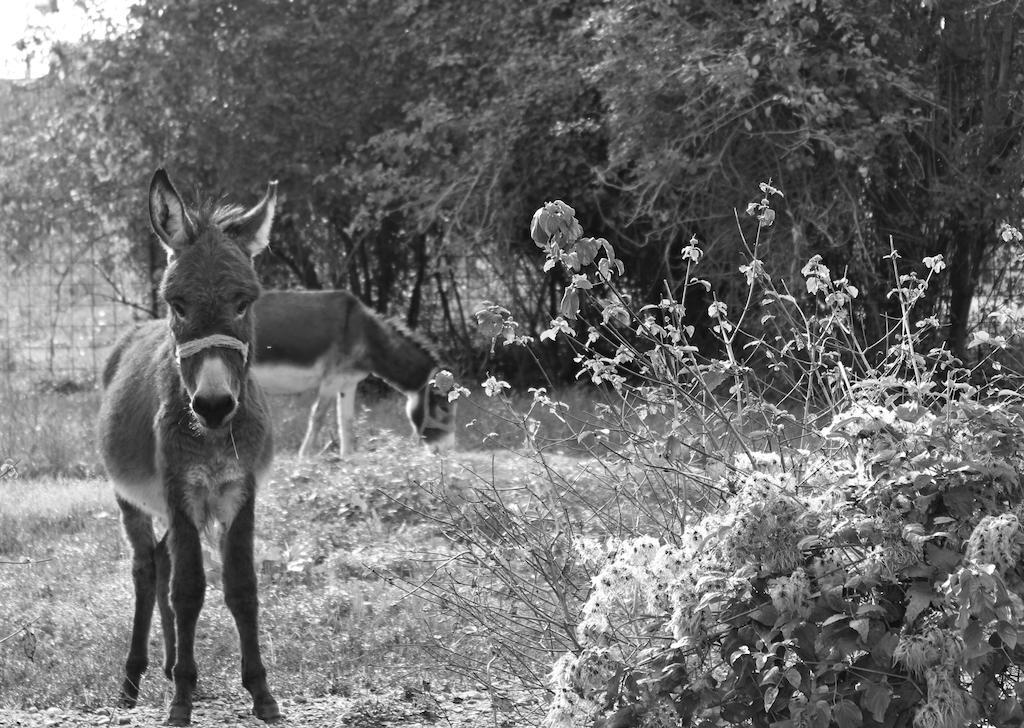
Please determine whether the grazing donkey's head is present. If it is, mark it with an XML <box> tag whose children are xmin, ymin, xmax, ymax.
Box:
<box><xmin>407</xmin><ymin>376</ymin><xmax>457</xmax><ymax>452</ymax></box>
<box><xmin>150</xmin><ymin>169</ymin><xmax>277</xmax><ymax>430</ymax></box>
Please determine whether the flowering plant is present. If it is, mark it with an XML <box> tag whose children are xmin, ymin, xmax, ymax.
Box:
<box><xmin>518</xmin><ymin>188</ymin><xmax>1024</xmax><ymax>727</ymax></box>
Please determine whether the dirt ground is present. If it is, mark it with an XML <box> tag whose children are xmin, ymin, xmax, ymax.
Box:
<box><xmin>0</xmin><ymin>688</ymin><xmax>538</xmax><ymax>727</ymax></box>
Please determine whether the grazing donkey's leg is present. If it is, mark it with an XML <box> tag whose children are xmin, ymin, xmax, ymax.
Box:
<box><xmin>298</xmin><ymin>378</ymin><xmax>360</xmax><ymax>458</ymax></box>
<box><xmin>335</xmin><ymin>380</ymin><xmax>358</xmax><ymax>457</ymax></box>
<box><xmin>166</xmin><ymin>509</ymin><xmax>206</xmax><ymax>727</ymax></box>
<box><xmin>221</xmin><ymin>481</ymin><xmax>281</xmax><ymax>722</ymax></box>
<box><xmin>117</xmin><ymin>497</ymin><xmax>158</xmax><ymax>707</ymax></box>
<box><xmin>297</xmin><ymin>391</ymin><xmax>332</xmax><ymax>459</ymax></box>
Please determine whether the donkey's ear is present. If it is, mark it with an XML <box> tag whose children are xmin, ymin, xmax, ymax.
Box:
<box><xmin>225</xmin><ymin>180</ymin><xmax>277</xmax><ymax>257</ymax></box>
<box><xmin>149</xmin><ymin>169</ymin><xmax>193</xmax><ymax>255</ymax></box>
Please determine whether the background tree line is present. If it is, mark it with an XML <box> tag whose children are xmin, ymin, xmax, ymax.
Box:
<box><xmin>2</xmin><ymin>0</ymin><xmax>1023</xmax><ymax>383</ymax></box>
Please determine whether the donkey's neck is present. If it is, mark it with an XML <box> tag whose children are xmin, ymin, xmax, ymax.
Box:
<box><xmin>364</xmin><ymin>316</ymin><xmax>440</xmax><ymax>393</ymax></box>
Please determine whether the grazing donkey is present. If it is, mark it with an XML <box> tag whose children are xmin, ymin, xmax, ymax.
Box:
<box><xmin>251</xmin><ymin>289</ymin><xmax>456</xmax><ymax>458</ymax></box>
<box><xmin>98</xmin><ymin>170</ymin><xmax>281</xmax><ymax>725</ymax></box>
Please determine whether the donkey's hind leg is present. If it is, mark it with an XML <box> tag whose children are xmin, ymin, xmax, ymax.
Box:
<box><xmin>116</xmin><ymin>496</ymin><xmax>158</xmax><ymax>708</ymax></box>
<box><xmin>221</xmin><ymin>484</ymin><xmax>281</xmax><ymax>723</ymax></box>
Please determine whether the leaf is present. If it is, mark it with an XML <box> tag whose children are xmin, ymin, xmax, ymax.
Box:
<box><xmin>850</xmin><ymin>618</ymin><xmax>871</xmax><ymax>641</ymax></box>
<box><xmin>855</xmin><ymin>604</ymin><xmax>887</xmax><ymax>618</ymax></box>
<box><xmin>833</xmin><ymin>700</ymin><xmax>863</xmax><ymax>728</ymax></box>
<box><xmin>764</xmin><ymin>684</ymin><xmax>780</xmax><ymax>712</ymax></box>
<box><xmin>822</xmin><ymin>613</ymin><xmax>850</xmax><ymax>627</ymax></box>
<box><xmin>904</xmin><ymin>582</ymin><xmax>933</xmax><ymax>626</ymax></box>
<box><xmin>798</xmin><ymin>534</ymin><xmax>821</xmax><ymax>550</ymax></box>
<box><xmin>751</xmin><ymin>604</ymin><xmax>779</xmax><ymax>626</ymax></box>
<box><xmin>997</xmin><ymin>621</ymin><xmax>1019</xmax><ymax>650</ymax></box>
<box><xmin>925</xmin><ymin>542</ymin><xmax>962</xmax><ymax>572</ymax></box>
<box><xmin>729</xmin><ymin>645</ymin><xmax>751</xmax><ymax>665</ymax></box>
<box><xmin>894</xmin><ymin>402</ymin><xmax>922</xmax><ymax>422</ymax></box>
<box><xmin>760</xmin><ymin>665</ymin><xmax>782</xmax><ymax>686</ymax></box>
<box><xmin>721</xmin><ymin>701</ymin><xmax>752</xmax><ymax>722</ymax></box>
<box><xmin>859</xmin><ymin>681</ymin><xmax>891</xmax><ymax>722</ymax></box>
<box><xmin>864</xmin><ymin>631</ymin><xmax>900</xmax><ymax>669</ymax></box>
<box><xmin>595</xmin><ymin>705</ymin><xmax>637</xmax><ymax>728</ymax></box>
<box><xmin>558</xmin><ymin>288</ymin><xmax>580</xmax><ymax>319</ymax></box>
<box><xmin>808</xmin><ymin>700</ymin><xmax>832</xmax><ymax>728</ymax></box>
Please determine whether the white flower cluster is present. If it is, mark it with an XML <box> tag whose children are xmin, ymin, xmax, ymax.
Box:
<box><xmin>575</xmin><ymin>535</ymin><xmax>695</xmax><ymax>643</ymax></box>
<box><xmin>911</xmin><ymin>667</ymin><xmax>971</xmax><ymax>728</ymax></box>
<box><xmin>719</xmin><ymin>471</ymin><xmax>809</xmax><ymax>573</ymax></box>
<box><xmin>548</xmin><ymin>531</ymin><xmax>718</xmax><ymax>725</ymax></box>
<box><xmin>572</xmin><ymin>469</ymin><xmax>817</xmax><ymax>658</ymax></box>
<box><xmin>543</xmin><ymin>640</ymin><xmax>623</xmax><ymax>726</ymax></box>
<box><xmin>540</xmin><ymin>686</ymin><xmax>602</xmax><ymax>728</ymax></box>
<box><xmin>767</xmin><ymin>568</ymin><xmax>813</xmax><ymax>619</ymax></box>
<box><xmin>893</xmin><ymin>625</ymin><xmax>964</xmax><ymax>679</ymax></box>
<box><xmin>823</xmin><ymin>402</ymin><xmax>897</xmax><ymax>439</ymax></box>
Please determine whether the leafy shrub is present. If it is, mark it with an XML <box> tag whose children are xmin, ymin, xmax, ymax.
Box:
<box><xmin>425</xmin><ymin>186</ymin><xmax>1024</xmax><ymax>727</ymax></box>
<box><xmin>557</xmin><ymin>396</ymin><xmax>1024</xmax><ymax>727</ymax></box>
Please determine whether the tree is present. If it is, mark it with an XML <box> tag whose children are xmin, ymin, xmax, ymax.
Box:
<box><xmin>584</xmin><ymin>0</ymin><xmax>1024</xmax><ymax>361</ymax></box>
<box><xmin>6</xmin><ymin>0</ymin><xmax>1023</xmax><ymax>380</ymax></box>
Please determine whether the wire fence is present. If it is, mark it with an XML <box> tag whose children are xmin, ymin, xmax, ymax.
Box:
<box><xmin>0</xmin><ymin>244</ymin><xmax>151</xmax><ymax>396</ymax></box>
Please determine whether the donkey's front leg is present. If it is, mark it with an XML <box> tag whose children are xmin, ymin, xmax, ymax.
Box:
<box><xmin>335</xmin><ymin>384</ymin><xmax>358</xmax><ymax>457</ymax></box>
<box><xmin>297</xmin><ymin>393</ymin><xmax>330</xmax><ymax>459</ymax></box>
<box><xmin>154</xmin><ymin>534</ymin><xmax>176</xmax><ymax>681</ymax></box>
<box><xmin>166</xmin><ymin>510</ymin><xmax>205</xmax><ymax>726</ymax></box>
<box><xmin>222</xmin><ymin>485</ymin><xmax>281</xmax><ymax>723</ymax></box>
<box><xmin>117</xmin><ymin>498</ymin><xmax>158</xmax><ymax>708</ymax></box>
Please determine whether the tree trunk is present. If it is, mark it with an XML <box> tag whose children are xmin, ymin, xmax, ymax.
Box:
<box><xmin>946</xmin><ymin>225</ymin><xmax>986</xmax><ymax>362</ymax></box>
<box><xmin>406</xmin><ymin>231</ymin><xmax>428</xmax><ymax>329</ymax></box>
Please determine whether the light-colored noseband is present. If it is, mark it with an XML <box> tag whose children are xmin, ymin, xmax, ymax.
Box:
<box><xmin>175</xmin><ymin>334</ymin><xmax>250</xmax><ymax>364</ymax></box>
<box><xmin>420</xmin><ymin>386</ymin><xmax>455</xmax><ymax>434</ymax></box>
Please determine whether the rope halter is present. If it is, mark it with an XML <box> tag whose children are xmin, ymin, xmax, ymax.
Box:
<box><xmin>175</xmin><ymin>334</ymin><xmax>250</xmax><ymax>364</ymax></box>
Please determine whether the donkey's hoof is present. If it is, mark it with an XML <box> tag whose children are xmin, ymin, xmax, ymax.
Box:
<box><xmin>117</xmin><ymin>681</ymin><xmax>140</xmax><ymax>709</ymax></box>
<box><xmin>165</xmin><ymin>703</ymin><xmax>191</xmax><ymax>726</ymax></box>
<box><xmin>254</xmin><ymin>697</ymin><xmax>283</xmax><ymax>723</ymax></box>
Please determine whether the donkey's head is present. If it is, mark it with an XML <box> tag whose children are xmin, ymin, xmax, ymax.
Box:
<box><xmin>406</xmin><ymin>376</ymin><xmax>456</xmax><ymax>452</ymax></box>
<box><xmin>150</xmin><ymin>169</ymin><xmax>276</xmax><ymax>431</ymax></box>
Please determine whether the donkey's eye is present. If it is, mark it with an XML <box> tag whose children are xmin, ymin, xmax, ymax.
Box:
<box><xmin>235</xmin><ymin>300</ymin><xmax>250</xmax><ymax>317</ymax></box>
<box><xmin>168</xmin><ymin>300</ymin><xmax>186</xmax><ymax>318</ymax></box>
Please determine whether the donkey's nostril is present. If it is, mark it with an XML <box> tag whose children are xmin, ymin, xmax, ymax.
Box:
<box><xmin>192</xmin><ymin>394</ymin><xmax>236</xmax><ymax>428</ymax></box>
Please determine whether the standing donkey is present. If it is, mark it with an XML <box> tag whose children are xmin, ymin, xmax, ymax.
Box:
<box><xmin>98</xmin><ymin>170</ymin><xmax>281</xmax><ymax>725</ymax></box>
<box><xmin>251</xmin><ymin>289</ymin><xmax>456</xmax><ymax>457</ymax></box>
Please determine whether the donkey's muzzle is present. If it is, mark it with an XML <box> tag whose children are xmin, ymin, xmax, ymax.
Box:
<box><xmin>184</xmin><ymin>342</ymin><xmax>244</xmax><ymax>430</ymax></box>
<box><xmin>192</xmin><ymin>392</ymin><xmax>237</xmax><ymax>429</ymax></box>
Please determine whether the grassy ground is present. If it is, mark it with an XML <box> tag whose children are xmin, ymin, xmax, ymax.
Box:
<box><xmin>0</xmin><ymin>377</ymin><xmax>607</xmax><ymax>478</ymax></box>
<box><xmin>0</xmin><ymin>434</ymin><xmax>586</xmax><ymax>724</ymax></box>
<box><xmin>0</xmin><ymin>380</ymin><xmax>641</xmax><ymax>725</ymax></box>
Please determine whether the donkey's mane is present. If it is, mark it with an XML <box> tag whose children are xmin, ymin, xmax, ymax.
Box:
<box><xmin>192</xmin><ymin>199</ymin><xmax>250</xmax><ymax>229</ymax></box>
<box><xmin>381</xmin><ymin>315</ymin><xmax>444</xmax><ymax>367</ymax></box>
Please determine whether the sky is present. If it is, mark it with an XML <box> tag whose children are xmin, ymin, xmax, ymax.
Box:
<box><xmin>0</xmin><ymin>0</ymin><xmax>133</xmax><ymax>79</ymax></box>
